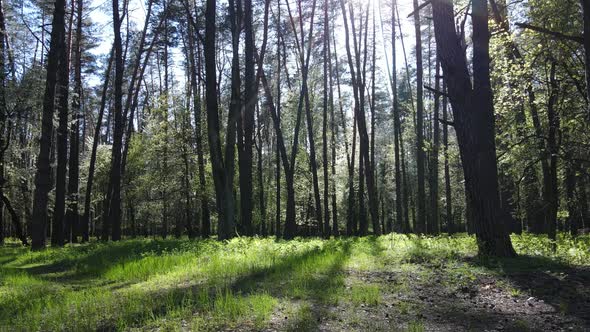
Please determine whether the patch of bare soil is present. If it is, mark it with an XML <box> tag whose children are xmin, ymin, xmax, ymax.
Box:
<box><xmin>262</xmin><ymin>264</ymin><xmax>590</xmax><ymax>331</ymax></box>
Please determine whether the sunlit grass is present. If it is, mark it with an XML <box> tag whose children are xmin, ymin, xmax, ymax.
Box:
<box><xmin>0</xmin><ymin>232</ymin><xmax>587</xmax><ymax>330</ymax></box>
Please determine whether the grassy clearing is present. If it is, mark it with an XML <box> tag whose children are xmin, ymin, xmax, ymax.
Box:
<box><xmin>0</xmin><ymin>233</ymin><xmax>588</xmax><ymax>331</ymax></box>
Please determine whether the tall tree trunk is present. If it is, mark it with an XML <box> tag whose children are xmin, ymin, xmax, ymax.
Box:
<box><xmin>185</xmin><ymin>5</ymin><xmax>210</xmax><ymax>237</ymax></box>
<box><xmin>581</xmin><ymin>0</ymin><xmax>590</xmax><ymax>119</ymax></box>
<box><xmin>104</xmin><ymin>0</ymin><xmax>124</xmax><ymax>241</ymax></box>
<box><xmin>546</xmin><ymin>61</ymin><xmax>559</xmax><ymax>243</ymax></box>
<box><xmin>0</xmin><ymin>0</ymin><xmax>7</xmax><ymax>246</ymax></box>
<box><xmin>281</xmin><ymin>0</ymin><xmax>318</xmax><ymax>239</ymax></box>
<box><xmin>275</xmin><ymin>0</ymin><xmax>282</xmax><ymax>237</ymax></box>
<box><xmin>429</xmin><ymin>59</ymin><xmax>440</xmax><ymax>234</ymax></box>
<box><xmin>299</xmin><ymin>0</ymin><xmax>323</xmax><ymax>235</ymax></box>
<box><xmin>442</xmin><ymin>81</ymin><xmax>453</xmax><ymax>233</ymax></box>
<box><xmin>391</xmin><ymin>0</ymin><xmax>404</xmax><ymax>233</ymax></box>
<box><xmin>66</xmin><ymin>0</ymin><xmax>83</xmax><ymax>243</ymax></box>
<box><xmin>432</xmin><ymin>0</ymin><xmax>515</xmax><ymax>256</ymax></box>
<box><xmin>332</xmin><ymin>26</ymin><xmax>355</xmax><ymax>235</ymax></box>
<box><xmin>256</xmin><ymin>103</ymin><xmax>267</xmax><ymax>235</ymax></box>
<box><xmin>82</xmin><ymin>49</ymin><xmax>113</xmax><ymax>242</ymax></box>
<box><xmin>51</xmin><ymin>0</ymin><xmax>71</xmax><ymax>247</ymax></box>
<box><xmin>340</xmin><ymin>0</ymin><xmax>380</xmax><ymax>235</ymax></box>
<box><xmin>413</xmin><ymin>0</ymin><xmax>426</xmax><ymax>234</ymax></box>
<box><xmin>322</xmin><ymin>0</ymin><xmax>330</xmax><ymax>237</ymax></box>
<box><xmin>328</xmin><ymin>24</ymin><xmax>338</xmax><ymax>236</ymax></box>
<box><xmin>239</xmin><ymin>0</ymin><xmax>255</xmax><ymax>236</ymax></box>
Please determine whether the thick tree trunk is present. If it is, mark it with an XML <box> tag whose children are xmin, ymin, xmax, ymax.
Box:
<box><xmin>32</xmin><ymin>0</ymin><xmax>66</xmax><ymax>249</ymax></box>
<box><xmin>103</xmin><ymin>0</ymin><xmax>124</xmax><ymax>242</ymax></box>
<box><xmin>51</xmin><ymin>0</ymin><xmax>72</xmax><ymax>247</ymax></box>
<box><xmin>432</xmin><ymin>0</ymin><xmax>515</xmax><ymax>257</ymax></box>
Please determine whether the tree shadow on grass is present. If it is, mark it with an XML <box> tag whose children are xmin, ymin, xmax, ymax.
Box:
<box><xmin>13</xmin><ymin>238</ymin><xmax>206</xmax><ymax>281</ymax></box>
<box><xmin>113</xmin><ymin>239</ymin><xmax>353</xmax><ymax>331</ymax></box>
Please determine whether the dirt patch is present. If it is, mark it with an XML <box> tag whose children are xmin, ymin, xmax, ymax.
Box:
<box><xmin>261</xmin><ymin>263</ymin><xmax>589</xmax><ymax>331</ymax></box>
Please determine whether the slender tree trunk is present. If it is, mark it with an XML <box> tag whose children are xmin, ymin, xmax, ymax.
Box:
<box><xmin>298</xmin><ymin>1</ymin><xmax>323</xmax><ymax>235</ymax></box>
<box><xmin>442</xmin><ymin>81</ymin><xmax>453</xmax><ymax>233</ymax></box>
<box><xmin>328</xmin><ymin>25</ymin><xmax>338</xmax><ymax>236</ymax></box>
<box><xmin>66</xmin><ymin>0</ymin><xmax>83</xmax><ymax>243</ymax></box>
<box><xmin>275</xmin><ymin>0</ymin><xmax>282</xmax><ymax>237</ymax></box>
<box><xmin>256</xmin><ymin>103</ymin><xmax>267</xmax><ymax>235</ymax></box>
<box><xmin>581</xmin><ymin>0</ymin><xmax>590</xmax><ymax>119</ymax></box>
<box><xmin>185</xmin><ymin>5</ymin><xmax>210</xmax><ymax>237</ymax></box>
<box><xmin>413</xmin><ymin>0</ymin><xmax>426</xmax><ymax>234</ymax></box>
<box><xmin>429</xmin><ymin>59</ymin><xmax>440</xmax><ymax>234</ymax></box>
<box><xmin>321</xmin><ymin>0</ymin><xmax>330</xmax><ymax>237</ymax></box>
<box><xmin>391</xmin><ymin>0</ymin><xmax>404</xmax><ymax>233</ymax></box>
<box><xmin>82</xmin><ymin>49</ymin><xmax>113</xmax><ymax>242</ymax></box>
<box><xmin>332</xmin><ymin>27</ymin><xmax>355</xmax><ymax>235</ymax></box>
<box><xmin>0</xmin><ymin>0</ymin><xmax>7</xmax><ymax>246</ymax></box>
<box><xmin>546</xmin><ymin>61</ymin><xmax>559</xmax><ymax>243</ymax></box>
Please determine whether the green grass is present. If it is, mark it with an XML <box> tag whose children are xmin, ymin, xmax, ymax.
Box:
<box><xmin>0</xmin><ymin>233</ymin><xmax>587</xmax><ymax>330</ymax></box>
<box><xmin>350</xmin><ymin>284</ymin><xmax>381</xmax><ymax>306</ymax></box>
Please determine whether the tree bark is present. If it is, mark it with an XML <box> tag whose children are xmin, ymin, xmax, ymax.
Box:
<box><xmin>391</xmin><ymin>0</ymin><xmax>405</xmax><ymax>233</ymax></box>
<box><xmin>442</xmin><ymin>81</ymin><xmax>453</xmax><ymax>233</ymax></box>
<box><xmin>239</xmin><ymin>0</ymin><xmax>255</xmax><ymax>236</ymax></box>
<box><xmin>413</xmin><ymin>0</ymin><xmax>426</xmax><ymax>234</ymax></box>
<box><xmin>82</xmin><ymin>49</ymin><xmax>113</xmax><ymax>242</ymax></box>
<box><xmin>66</xmin><ymin>0</ymin><xmax>83</xmax><ymax>243</ymax></box>
<box><xmin>432</xmin><ymin>0</ymin><xmax>515</xmax><ymax>256</ymax></box>
<box><xmin>322</xmin><ymin>0</ymin><xmax>330</xmax><ymax>237</ymax></box>
<box><xmin>50</xmin><ymin>0</ymin><xmax>71</xmax><ymax>247</ymax></box>
<box><xmin>580</xmin><ymin>0</ymin><xmax>590</xmax><ymax>119</ymax></box>
<box><xmin>429</xmin><ymin>59</ymin><xmax>440</xmax><ymax>234</ymax></box>
<box><xmin>546</xmin><ymin>61</ymin><xmax>559</xmax><ymax>243</ymax></box>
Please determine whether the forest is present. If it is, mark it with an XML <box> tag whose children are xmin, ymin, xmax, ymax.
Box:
<box><xmin>0</xmin><ymin>0</ymin><xmax>589</xmax><ymax>330</ymax></box>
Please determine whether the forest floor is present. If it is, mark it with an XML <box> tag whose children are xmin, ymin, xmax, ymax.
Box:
<box><xmin>0</xmin><ymin>234</ymin><xmax>589</xmax><ymax>331</ymax></box>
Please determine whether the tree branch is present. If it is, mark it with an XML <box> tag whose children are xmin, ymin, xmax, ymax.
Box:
<box><xmin>407</xmin><ymin>1</ymin><xmax>432</xmax><ymax>18</ymax></box>
<box><xmin>515</xmin><ymin>23</ymin><xmax>583</xmax><ymax>44</ymax></box>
